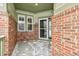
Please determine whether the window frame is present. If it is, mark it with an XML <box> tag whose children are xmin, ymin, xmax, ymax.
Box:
<box><xmin>27</xmin><ymin>16</ymin><xmax>33</xmax><ymax>32</ymax></box>
<box><xmin>17</xmin><ymin>14</ymin><xmax>25</xmax><ymax>32</ymax></box>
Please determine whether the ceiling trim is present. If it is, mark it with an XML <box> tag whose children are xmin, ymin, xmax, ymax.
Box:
<box><xmin>16</xmin><ymin>9</ymin><xmax>35</xmax><ymax>15</ymax></box>
<box><xmin>16</xmin><ymin>9</ymin><xmax>53</xmax><ymax>16</ymax></box>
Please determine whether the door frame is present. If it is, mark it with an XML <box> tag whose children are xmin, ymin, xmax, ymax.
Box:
<box><xmin>39</xmin><ymin>18</ymin><xmax>48</xmax><ymax>40</ymax></box>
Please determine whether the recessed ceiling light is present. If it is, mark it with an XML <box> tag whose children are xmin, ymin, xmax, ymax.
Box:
<box><xmin>35</xmin><ymin>3</ymin><xmax>38</xmax><ymax>6</ymax></box>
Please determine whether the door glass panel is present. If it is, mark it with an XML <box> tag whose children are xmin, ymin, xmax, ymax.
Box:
<box><xmin>40</xmin><ymin>20</ymin><xmax>47</xmax><ymax>28</ymax></box>
<box><xmin>40</xmin><ymin>29</ymin><xmax>47</xmax><ymax>38</ymax></box>
<box><xmin>39</xmin><ymin>19</ymin><xmax>48</xmax><ymax>39</ymax></box>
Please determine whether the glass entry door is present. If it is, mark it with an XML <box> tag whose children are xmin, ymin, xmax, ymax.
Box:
<box><xmin>39</xmin><ymin>18</ymin><xmax>48</xmax><ymax>39</ymax></box>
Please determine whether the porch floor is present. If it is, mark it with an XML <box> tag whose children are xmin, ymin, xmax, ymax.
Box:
<box><xmin>12</xmin><ymin>39</ymin><xmax>52</xmax><ymax>56</ymax></box>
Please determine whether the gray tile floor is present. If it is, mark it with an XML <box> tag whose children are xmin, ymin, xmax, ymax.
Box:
<box><xmin>12</xmin><ymin>39</ymin><xmax>52</xmax><ymax>56</ymax></box>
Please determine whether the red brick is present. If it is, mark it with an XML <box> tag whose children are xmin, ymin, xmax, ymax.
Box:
<box><xmin>52</xmin><ymin>5</ymin><xmax>79</xmax><ymax>55</ymax></box>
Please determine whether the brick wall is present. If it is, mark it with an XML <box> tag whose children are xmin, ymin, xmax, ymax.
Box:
<box><xmin>52</xmin><ymin>5</ymin><xmax>79</xmax><ymax>56</ymax></box>
<box><xmin>8</xmin><ymin>15</ymin><xmax>17</xmax><ymax>55</ymax></box>
<box><xmin>17</xmin><ymin>23</ymin><xmax>38</xmax><ymax>41</ymax></box>
<box><xmin>3</xmin><ymin>14</ymin><xmax>17</xmax><ymax>56</ymax></box>
<box><xmin>0</xmin><ymin>11</ymin><xmax>6</xmax><ymax>35</ymax></box>
<box><xmin>0</xmin><ymin>11</ymin><xmax>9</xmax><ymax>55</ymax></box>
<box><xmin>0</xmin><ymin>11</ymin><xmax>17</xmax><ymax>55</ymax></box>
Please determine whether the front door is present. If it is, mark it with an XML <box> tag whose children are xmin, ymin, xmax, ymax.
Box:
<box><xmin>39</xmin><ymin>18</ymin><xmax>48</xmax><ymax>39</ymax></box>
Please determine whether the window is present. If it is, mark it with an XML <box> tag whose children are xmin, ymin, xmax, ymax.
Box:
<box><xmin>18</xmin><ymin>15</ymin><xmax>25</xmax><ymax>32</ymax></box>
<box><xmin>27</xmin><ymin>16</ymin><xmax>33</xmax><ymax>31</ymax></box>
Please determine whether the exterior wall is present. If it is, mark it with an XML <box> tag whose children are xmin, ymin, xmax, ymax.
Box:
<box><xmin>0</xmin><ymin>4</ymin><xmax>7</xmax><ymax>35</ymax></box>
<box><xmin>16</xmin><ymin>10</ymin><xmax>52</xmax><ymax>41</ymax></box>
<box><xmin>34</xmin><ymin>10</ymin><xmax>53</xmax><ymax>24</ymax></box>
<box><xmin>16</xmin><ymin>11</ymin><xmax>38</xmax><ymax>41</ymax></box>
<box><xmin>17</xmin><ymin>23</ymin><xmax>38</xmax><ymax>41</ymax></box>
<box><xmin>52</xmin><ymin>4</ymin><xmax>79</xmax><ymax>55</ymax></box>
<box><xmin>54</xmin><ymin>3</ymin><xmax>79</xmax><ymax>15</ymax></box>
<box><xmin>3</xmin><ymin>14</ymin><xmax>17</xmax><ymax>56</ymax></box>
<box><xmin>0</xmin><ymin>11</ymin><xmax>6</xmax><ymax>56</ymax></box>
<box><xmin>0</xmin><ymin>3</ymin><xmax>9</xmax><ymax>56</ymax></box>
<box><xmin>8</xmin><ymin>15</ymin><xmax>17</xmax><ymax>55</ymax></box>
<box><xmin>4</xmin><ymin>3</ymin><xmax>17</xmax><ymax>56</ymax></box>
<box><xmin>0</xmin><ymin>12</ymin><xmax>6</xmax><ymax>35</ymax></box>
<box><xmin>7</xmin><ymin>3</ymin><xmax>17</xmax><ymax>20</ymax></box>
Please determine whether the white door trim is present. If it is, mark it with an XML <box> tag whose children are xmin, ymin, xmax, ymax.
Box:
<box><xmin>39</xmin><ymin>18</ymin><xmax>48</xmax><ymax>40</ymax></box>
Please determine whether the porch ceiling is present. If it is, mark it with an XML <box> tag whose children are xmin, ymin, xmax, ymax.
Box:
<box><xmin>14</xmin><ymin>3</ymin><xmax>53</xmax><ymax>13</ymax></box>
